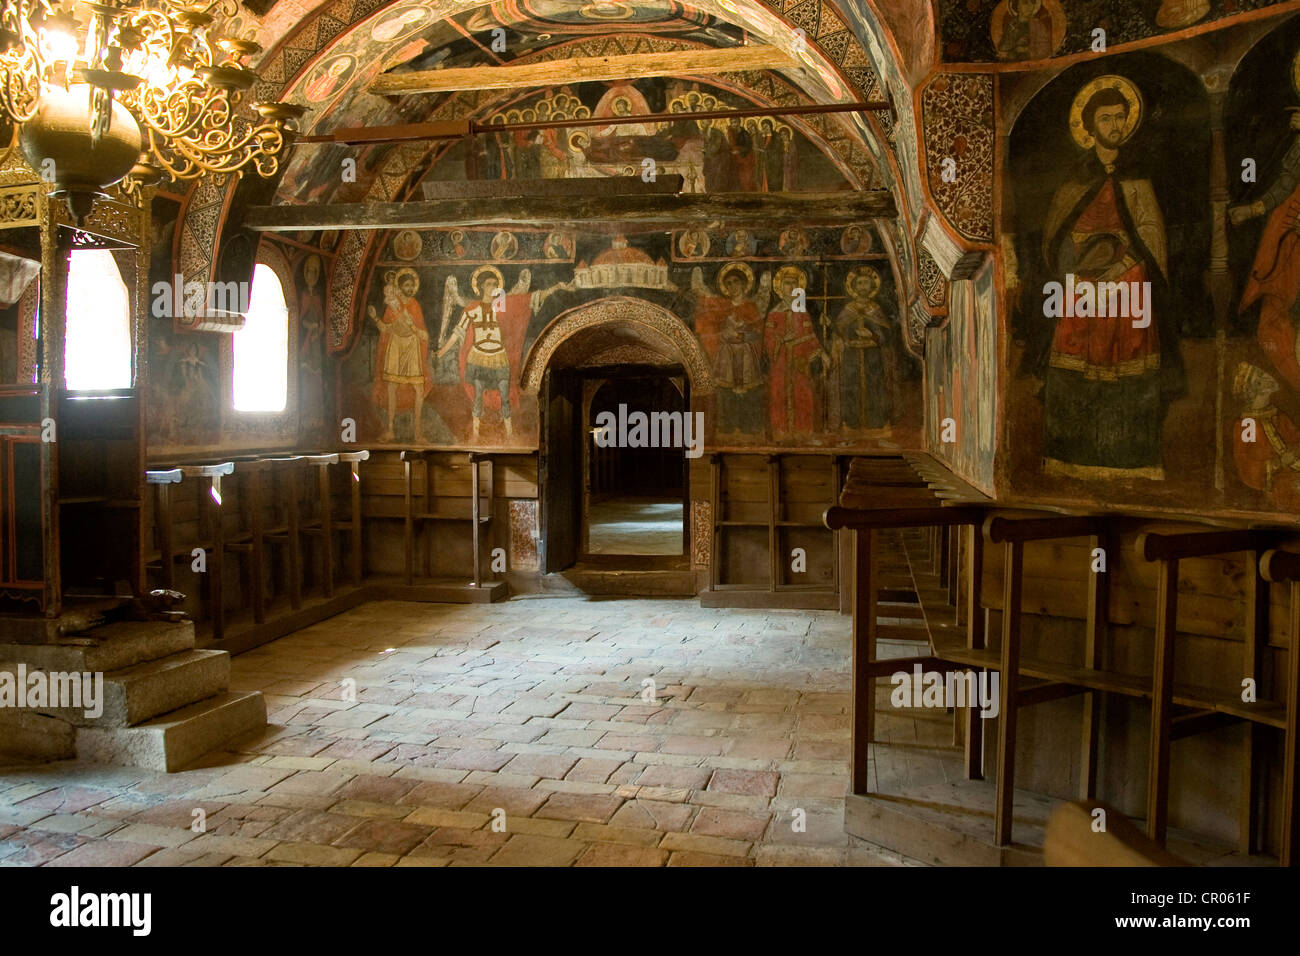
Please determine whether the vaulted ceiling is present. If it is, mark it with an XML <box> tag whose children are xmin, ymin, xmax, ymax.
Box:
<box><xmin>179</xmin><ymin>0</ymin><xmax>949</xmax><ymax>353</ymax></box>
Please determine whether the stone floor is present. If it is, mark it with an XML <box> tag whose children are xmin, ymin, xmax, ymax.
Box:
<box><xmin>0</xmin><ymin>595</ymin><xmax>920</xmax><ymax>867</ymax></box>
<box><xmin>586</xmin><ymin>498</ymin><xmax>684</xmax><ymax>556</ymax></box>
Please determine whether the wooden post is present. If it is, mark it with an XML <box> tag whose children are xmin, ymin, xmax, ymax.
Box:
<box><xmin>145</xmin><ymin>469</ymin><xmax>182</xmax><ymax>593</ymax></box>
<box><xmin>994</xmin><ymin>539</ymin><xmax>1023</xmax><ymax>846</ymax></box>
<box><xmin>207</xmin><ymin>473</ymin><xmax>225</xmax><ymax>641</ymax></box>
<box><xmin>1241</xmin><ymin>553</ymin><xmax>1269</xmax><ymax>854</ymax></box>
<box><xmin>965</xmin><ymin>525</ymin><xmax>986</xmax><ymax>781</ymax></box>
<box><xmin>767</xmin><ymin>455</ymin><xmax>779</xmax><ymax>593</ymax></box>
<box><xmin>248</xmin><ymin>466</ymin><xmax>265</xmax><ymax>624</ymax></box>
<box><xmin>155</xmin><ymin>483</ymin><xmax>173</xmax><ymax>590</ymax></box>
<box><xmin>831</xmin><ymin>457</ymin><xmax>843</xmax><ymax>608</ymax></box>
<box><xmin>403</xmin><ymin>455</ymin><xmax>414</xmax><ymax>586</ymax></box>
<box><xmin>851</xmin><ymin>528</ymin><xmax>877</xmax><ymax>795</ymax></box>
<box><xmin>316</xmin><ymin>460</ymin><xmax>335</xmax><ymax>598</ymax></box>
<box><xmin>284</xmin><ymin>464</ymin><xmax>302</xmax><ymax>610</ymax></box>
<box><xmin>945</xmin><ymin>525</ymin><xmax>958</xmax><ymax>606</ymax></box>
<box><xmin>1282</xmin><ymin>580</ymin><xmax>1300</xmax><ymax>866</ymax></box>
<box><xmin>1081</xmin><ymin>530</ymin><xmax>1110</xmax><ymax>800</ymax></box>
<box><xmin>471</xmin><ymin>454</ymin><xmax>482</xmax><ymax>588</ymax></box>
<box><xmin>40</xmin><ymin>228</ymin><xmax>71</xmax><ymax>619</ymax></box>
<box><xmin>350</xmin><ymin>458</ymin><xmax>363</xmax><ymax>587</ymax></box>
<box><xmin>482</xmin><ymin>455</ymin><xmax>496</xmax><ymax>582</ymax></box>
<box><xmin>1147</xmin><ymin>557</ymin><xmax>1179</xmax><ymax>845</ymax></box>
<box><xmin>709</xmin><ymin>455</ymin><xmax>721</xmax><ymax>592</ymax></box>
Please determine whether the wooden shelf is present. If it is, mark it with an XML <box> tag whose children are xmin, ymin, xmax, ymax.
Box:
<box><xmin>403</xmin><ymin>451</ymin><xmax>498</xmax><ymax>588</ymax></box>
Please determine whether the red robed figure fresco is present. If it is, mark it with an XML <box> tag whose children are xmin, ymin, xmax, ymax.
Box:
<box><xmin>765</xmin><ymin>266</ymin><xmax>827</xmax><ymax>438</ymax></box>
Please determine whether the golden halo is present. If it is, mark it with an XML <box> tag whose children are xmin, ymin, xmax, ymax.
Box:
<box><xmin>775</xmin><ymin>265</ymin><xmax>807</xmax><ymax>290</ymax></box>
<box><xmin>1292</xmin><ymin>47</ymin><xmax>1300</xmax><ymax>98</ymax></box>
<box><xmin>471</xmin><ymin>265</ymin><xmax>504</xmax><ymax>297</ymax></box>
<box><xmin>846</xmin><ymin>266</ymin><xmax>881</xmax><ymax>299</ymax></box>
<box><xmin>717</xmin><ymin>262</ymin><xmax>755</xmax><ymax>295</ymax></box>
<box><xmin>678</xmin><ymin>227</ymin><xmax>710</xmax><ymax>257</ymax></box>
<box><xmin>1068</xmin><ymin>74</ymin><xmax>1142</xmax><ymax>150</ymax></box>
<box><xmin>393</xmin><ymin>267</ymin><xmax>418</xmax><ymax>289</ymax></box>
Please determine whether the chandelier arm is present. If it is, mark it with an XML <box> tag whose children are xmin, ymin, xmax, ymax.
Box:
<box><xmin>6</xmin><ymin>0</ymin><xmax>289</xmax><ymax>210</ymax></box>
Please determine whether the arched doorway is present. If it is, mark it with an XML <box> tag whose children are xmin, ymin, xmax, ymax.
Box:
<box><xmin>524</xmin><ymin>298</ymin><xmax>711</xmax><ymax>573</ymax></box>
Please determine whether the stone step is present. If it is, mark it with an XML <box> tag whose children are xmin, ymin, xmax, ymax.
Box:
<box><xmin>0</xmin><ymin>620</ymin><xmax>195</xmax><ymax>675</ymax></box>
<box><xmin>0</xmin><ymin>710</ymin><xmax>76</xmax><ymax>762</ymax></box>
<box><xmin>557</xmin><ymin>568</ymin><xmax>699</xmax><ymax>597</ymax></box>
<box><xmin>47</xmin><ymin>649</ymin><xmax>230</xmax><ymax>728</ymax></box>
<box><xmin>75</xmin><ymin>691</ymin><xmax>267</xmax><ymax>773</ymax></box>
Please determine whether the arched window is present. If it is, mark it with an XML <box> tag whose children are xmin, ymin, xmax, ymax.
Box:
<box><xmin>233</xmin><ymin>263</ymin><xmax>288</xmax><ymax>412</ymax></box>
<box><xmin>64</xmin><ymin>249</ymin><xmax>132</xmax><ymax>390</ymax></box>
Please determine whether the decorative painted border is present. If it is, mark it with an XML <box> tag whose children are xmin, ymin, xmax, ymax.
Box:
<box><xmin>518</xmin><ymin>296</ymin><xmax>716</xmax><ymax>395</ymax></box>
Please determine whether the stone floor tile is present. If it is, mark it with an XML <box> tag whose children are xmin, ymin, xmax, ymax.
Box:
<box><xmin>332</xmin><ymin>818</ymin><xmax>431</xmax><ymax>855</ymax></box>
<box><xmin>707</xmin><ymin>769</ymin><xmax>779</xmax><ymax>797</ymax></box>
<box><xmin>575</xmin><ymin>843</ymin><xmax>667</xmax><ymax>866</ymax></box>
<box><xmin>489</xmin><ymin>834</ymin><xmax>587</xmax><ymax>866</ymax></box>
<box><xmin>44</xmin><ymin>839</ymin><xmax>158</xmax><ymax>867</ymax></box>
<box><xmin>690</xmin><ymin>807</ymin><xmax>772</xmax><ymax>842</ymax></box>
<box><xmin>534</xmin><ymin>792</ymin><xmax>624</xmax><ymax>824</ymax></box>
<box><xmin>0</xmin><ymin>596</ymin><xmax>868</xmax><ymax>868</ymax></box>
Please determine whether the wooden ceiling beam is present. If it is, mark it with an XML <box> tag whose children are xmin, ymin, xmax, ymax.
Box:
<box><xmin>242</xmin><ymin>189</ymin><xmax>896</xmax><ymax>232</ymax></box>
<box><xmin>368</xmin><ymin>45</ymin><xmax>799</xmax><ymax>96</ymax></box>
<box><xmin>293</xmin><ymin>102</ymin><xmax>889</xmax><ymax>147</ymax></box>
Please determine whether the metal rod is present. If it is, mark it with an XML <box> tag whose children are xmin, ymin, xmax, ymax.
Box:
<box><xmin>294</xmin><ymin>100</ymin><xmax>889</xmax><ymax>146</ymax></box>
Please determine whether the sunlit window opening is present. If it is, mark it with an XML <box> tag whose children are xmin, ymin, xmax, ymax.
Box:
<box><xmin>65</xmin><ymin>249</ymin><xmax>132</xmax><ymax>390</ymax></box>
<box><xmin>233</xmin><ymin>263</ymin><xmax>288</xmax><ymax>412</ymax></box>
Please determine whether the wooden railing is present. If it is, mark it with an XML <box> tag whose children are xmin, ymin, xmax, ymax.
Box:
<box><xmin>828</xmin><ymin>452</ymin><xmax>1300</xmax><ymax>864</ymax></box>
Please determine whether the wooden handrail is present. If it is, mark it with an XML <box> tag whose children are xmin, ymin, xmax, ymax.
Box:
<box><xmin>984</xmin><ymin>514</ymin><xmax>1102</xmax><ymax>543</ymax></box>
<box><xmin>1138</xmin><ymin>529</ymin><xmax>1278</xmax><ymax>561</ymax></box>
<box><xmin>145</xmin><ymin>468</ymin><xmax>182</xmax><ymax>484</ymax></box>
<box><xmin>824</xmin><ymin>505</ymin><xmax>985</xmax><ymax>531</ymax></box>
<box><xmin>1261</xmin><ymin>548</ymin><xmax>1300</xmax><ymax>584</ymax></box>
<box><xmin>178</xmin><ymin>461</ymin><xmax>234</xmax><ymax>478</ymax></box>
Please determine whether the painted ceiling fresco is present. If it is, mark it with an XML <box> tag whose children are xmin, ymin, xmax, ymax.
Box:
<box><xmin>179</xmin><ymin>0</ymin><xmax>923</xmax><ymax>346</ymax></box>
<box><xmin>271</xmin><ymin>1</ymin><xmax>870</xmax><ymax>206</ymax></box>
<box><xmin>937</xmin><ymin>0</ymin><xmax>1296</xmax><ymax>65</ymax></box>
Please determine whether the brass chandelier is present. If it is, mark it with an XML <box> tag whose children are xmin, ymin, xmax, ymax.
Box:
<box><xmin>0</xmin><ymin>0</ymin><xmax>306</xmax><ymax>221</ymax></box>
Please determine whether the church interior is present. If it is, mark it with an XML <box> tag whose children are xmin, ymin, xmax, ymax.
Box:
<box><xmin>0</xmin><ymin>0</ymin><xmax>1299</xmax><ymax>878</ymax></box>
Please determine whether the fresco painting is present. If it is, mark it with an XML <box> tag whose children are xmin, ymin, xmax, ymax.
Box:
<box><xmin>1226</xmin><ymin>18</ymin><xmax>1300</xmax><ymax>512</ymax></box>
<box><xmin>341</xmin><ymin>227</ymin><xmax>917</xmax><ymax>450</ymax></box>
<box><xmin>296</xmin><ymin>252</ymin><xmax>328</xmax><ymax>439</ymax></box>
<box><xmin>1007</xmin><ymin>52</ymin><xmax>1212</xmax><ymax>502</ymax></box>
<box><xmin>938</xmin><ymin>0</ymin><xmax>1276</xmax><ymax>64</ymax></box>
<box><xmin>925</xmin><ymin>263</ymin><xmax>997</xmax><ymax>494</ymax></box>
<box><xmin>441</xmin><ymin>81</ymin><xmax>843</xmax><ymax>194</ymax></box>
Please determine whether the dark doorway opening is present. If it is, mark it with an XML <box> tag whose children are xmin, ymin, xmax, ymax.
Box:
<box><xmin>585</xmin><ymin>373</ymin><xmax>687</xmax><ymax>558</ymax></box>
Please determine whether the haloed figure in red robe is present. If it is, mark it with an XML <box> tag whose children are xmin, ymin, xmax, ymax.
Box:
<box><xmin>765</xmin><ymin>266</ymin><xmax>828</xmax><ymax>439</ymax></box>
<box><xmin>1022</xmin><ymin>77</ymin><xmax>1183</xmax><ymax>480</ymax></box>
